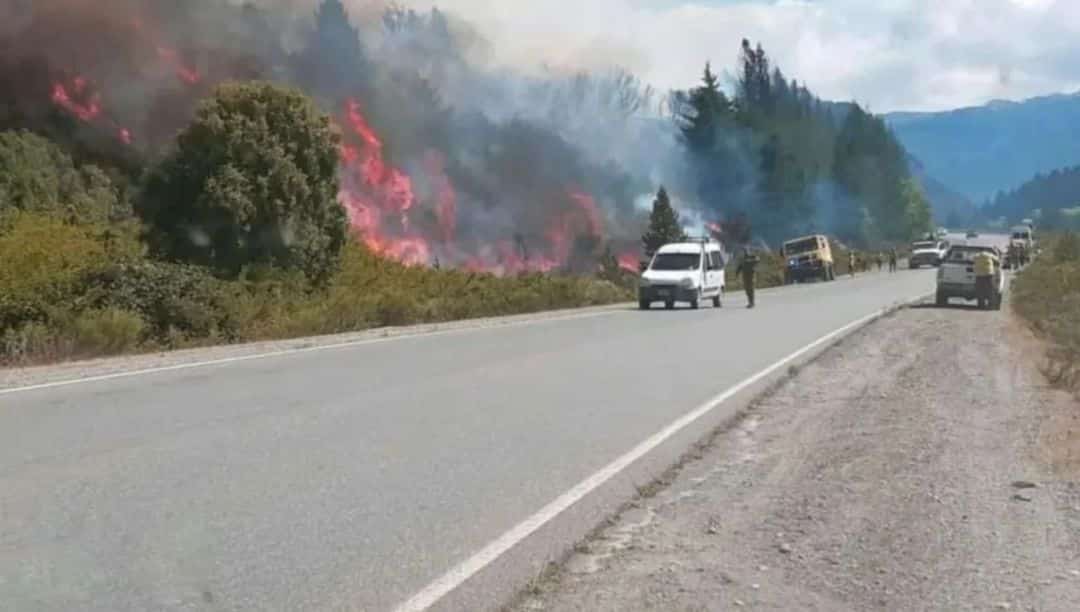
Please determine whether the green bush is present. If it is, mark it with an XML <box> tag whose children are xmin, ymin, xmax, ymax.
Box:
<box><xmin>0</xmin><ymin>213</ymin><xmax>110</xmax><ymax>329</ymax></box>
<box><xmin>139</xmin><ymin>81</ymin><xmax>346</xmax><ymax>282</ymax></box>
<box><xmin>76</xmin><ymin>261</ymin><xmax>234</xmax><ymax>344</ymax></box>
<box><xmin>69</xmin><ymin>308</ymin><xmax>147</xmax><ymax>356</ymax></box>
<box><xmin>0</xmin><ymin>130</ymin><xmax>124</xmax><ymax>224</ymax></box>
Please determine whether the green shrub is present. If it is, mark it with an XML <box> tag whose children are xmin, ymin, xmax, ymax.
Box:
<box><xmin>68</xmin><ymin>308</ymin><xmax>146</xmax><ymax>356</ymax></box>
<box><xmin>76</xmin><ymin>261</ymin><xmax>234</xmax><ymax>344</ymax></box>
<box><xmin>139</xmin><ymin>81</ymin><xmax>345</xmax><ymax>282</ymax></box>
<box><xmin>0</xmin><ymin>130</ymin><xmax>123</xmax><ymax>224</ymax></box>
<box><xmin>0</xmin><ymin>213</ymin><xmax>109</xmax><ymax>329</ymax></box>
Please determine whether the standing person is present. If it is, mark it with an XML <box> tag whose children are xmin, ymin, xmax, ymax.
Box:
<box><xmin>888</xmin><ymin>248</ymin><xmax>898</xmax><ymax>273</ymax></box>
<box><xmin>876</xmin><ymin>252</ymin><xmax>884</xmax><ymax>272</ymax></box>
<box><xmin>735</xmin><ymin>247</ymin><xmax>759</xmax><ymax>309</ymax></box>
<box><xmin>973</xmin><ymin>249</ymin><xmax>998</xmax><ymax>309</ymax></box>
<box><xmin>848</xmin><ymin>250</ymin><xmax>857</xmax><ymax>278</ymax></box>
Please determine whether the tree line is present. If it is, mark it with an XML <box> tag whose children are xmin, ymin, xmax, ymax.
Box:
<box><xmin>984</xmin><ymin>165</ymin><xmax>1080</xmax><ymax>230</ymax></box>
<box><xmin>664</xmin><ymin>40</ymin><xmax>931</xmax><ymax>249</ymax></box>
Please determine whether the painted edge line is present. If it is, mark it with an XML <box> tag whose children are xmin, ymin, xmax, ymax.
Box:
<box><xmin>392</xmin><ymin>292</ymin><xmax>931</xmax><ymax>612</ymax></box>
<box><xmin>0</xmin><ymin>310</ymin><xmax>618</xmax><ymax>397</ymax></box>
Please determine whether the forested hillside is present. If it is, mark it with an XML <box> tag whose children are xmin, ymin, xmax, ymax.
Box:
<box><xmin>679</xmin><ymin>41</ymin><xmax>931</xmax><ymax>247</ymax></box>
<box><xmin>887</xmin><ymin>92</ymin><xmax>1080</xmax><ymax>202</ymax></box>
<box><xmin>984</xmin><ymin>165</ymin><xmax>1080</xmax><ymax>230</ymax></box>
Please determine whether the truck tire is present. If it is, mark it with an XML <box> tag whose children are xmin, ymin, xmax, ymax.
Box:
<box><xmin>690</xmin><ymin>290</ymin><xmax>700</xmax><ymax>310</ymax></box>
<box><xmin>936</xmin><ymin>291</ymin><xmax>947</xmax><ymax>307</ymax></box>
<box><xmin>639</xmin><ymin>299</ymin><xmax>650</xmax><ymax>310</ymax></box>
<box><xmin>665</xmin><ymin>300</ymin><xmax>675</xmax><ymax>310</ymax></box>
<box><xmin>712</xmin><ymin>294</ymin><xmax>722</xmax><ymax>308</ymax></box>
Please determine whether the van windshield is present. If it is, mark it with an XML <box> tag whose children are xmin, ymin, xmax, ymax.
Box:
<box><xmin>784</xmin><ymin>238</ymin><xmax>819</xmax><ymax>255</ymax></box>
<box><xmin>912</xmin><ymin>241</ymin><xmax>936</xmax><ymax>250</ymax></box>
<box><xmin>650</xmin><ymin>253</ymin><xmax>701</xmax><ymax>271</ymax></box>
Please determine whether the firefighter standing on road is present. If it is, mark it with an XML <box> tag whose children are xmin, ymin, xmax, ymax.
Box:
<box><xmin>973</xmin><ymin>249</ymin><xmax>998</xmax><ymax>309</ymax></box>
<box><xmin>848</xmin><ymin>250</ymin><xmax>857</xmax><ymax>278</ymax></box>
<box><xmin>888</xmin><ymin>248</ymin><xmax>898</xmax><ymax>273</ymax></box>
<box><xmin>876</xmin><ymin>252</ymin><xmax>883</xmax><ymax>271</ymax></box>
<box><xmin>736</xmin><ymin>247</ymin><xmax>759</xmax><ymax>309</ymax></box>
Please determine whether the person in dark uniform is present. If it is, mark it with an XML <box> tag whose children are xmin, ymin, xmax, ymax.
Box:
<box><xmin>735</xmin><ymin>247</ymin><xmax>759</xmax><ymax>309</ymax></box>
<box><xmin>888</xmin><ymin>248</ymin><xmax>898</xmax><ymax>273</ymax></box>
<box><xmin>875</xmin><ymin>252</ymin><xmax>884</xmax><ymax>271</ymax></box>
<box><xmin>848</xmin><ymin>250</ymin><xmax>857</xmax><ymax>277</ymax></box>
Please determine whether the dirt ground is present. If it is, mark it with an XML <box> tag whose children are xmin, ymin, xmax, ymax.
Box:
<box><xmin>510</xmin><ymin>302</ymin><xmax>1080</xmax><ymax>612</ymax></box>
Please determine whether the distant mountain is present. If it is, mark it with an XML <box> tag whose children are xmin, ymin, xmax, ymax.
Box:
<box><xmin>886</xmin><ymin>92</ymin><xmax>1080</xmax><ymax>202</ymax></box>
<box><xmin>983</xmin><ymin>164</ymin><xmax>1080</xmax><ymax>228</ymax></box>
<box><xmin>906</xmin><ymin>155</ymin><xmax>978</xmax><ymax>227</ymax></box>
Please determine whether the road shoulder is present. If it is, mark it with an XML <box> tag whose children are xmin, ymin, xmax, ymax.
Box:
<box><xmin>510</xmin><ymin>304</ymin><xmax>1080</xmax><ymax>611</ymax></box>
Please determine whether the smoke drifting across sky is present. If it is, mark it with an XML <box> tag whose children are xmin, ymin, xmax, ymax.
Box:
<box><xmin>408</xmin><ymin>0</ymin><xmax>1080</xmax><ymax>113</ymax></box>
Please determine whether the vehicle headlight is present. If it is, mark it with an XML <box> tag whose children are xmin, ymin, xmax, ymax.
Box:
<box><xmin>789</xmin><ymin>259</ymin><xmax>798</xmax><ymax>267</ymax></box>
<box><xmin>639</xmin><ymin>276</ymin><xmax>651</xmax><ymax>287</ymax></box>
<box><xmin>680</xmin><ymin>277</ymin><xmax>695</xmax><ymax>288</ymax></box>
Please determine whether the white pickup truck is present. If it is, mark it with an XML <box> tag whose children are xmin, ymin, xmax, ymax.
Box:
<box><xmin>935</xmin><ymin>244</ymin><xmax>1004</xmax><ymax>309</ymax></box>
<box><xmin>909</xmin><ymin>239</ymin><xmax>948</xmax><ymax>269</ymax></box>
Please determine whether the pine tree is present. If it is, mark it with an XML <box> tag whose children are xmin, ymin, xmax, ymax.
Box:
<box><xmin>642</xmin><ymin>186</ymin><xmax>687</xmax><ymax>259</ymax></box>
<box><xmin>677</xmin><ymin>63</ymin><xmax>731</xmax><ymax>154</ymax></box>
<box><xmin>295</xmin><ymin>0</ymin><xmax>372</xmax><ymax>102</ymax></box>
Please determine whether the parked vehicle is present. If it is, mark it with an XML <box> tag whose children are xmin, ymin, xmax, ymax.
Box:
<box><xmin>639</xmin><ymin>239</ymin><xmax>726</xmax><ymax>310</ymax></box>
<box><xmin>936</xmin><ymin>244</ymin><xmax>1004</xmax><ymax>309</ymax></box>
<box><xmin>909</xmin><ymin>239</ymin><xmax>948</xmax><ymax>269</ymax></box>
<box><xmin>781</xmin><ymin>234</ymin><xmax>834</xmax><ymax>283</ymax></box>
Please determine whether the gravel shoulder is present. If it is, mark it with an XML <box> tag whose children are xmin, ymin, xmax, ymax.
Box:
<box><xmin>512</xmin><ymin>302</ymin><xmax>1080</xmax><ymax>612</ymax></box>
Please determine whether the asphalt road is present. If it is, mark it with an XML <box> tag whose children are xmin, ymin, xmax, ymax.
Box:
<box><xmin>1</xmin><ymin>267</ymin><xmax>941</xmax><ymax>611</ymax></box>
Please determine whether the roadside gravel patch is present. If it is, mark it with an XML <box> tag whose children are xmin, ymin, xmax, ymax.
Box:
<box><xmin>512</xmin><ymin>304</ymin><xmax>1080</xmax><ymax>612</ymax></box>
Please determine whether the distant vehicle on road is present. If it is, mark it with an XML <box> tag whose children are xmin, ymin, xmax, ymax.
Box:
<box><xmin>909</xmin><ymin>239</ymin><xmax>948</xmax><ymax>269</ymax></box>
<box><xmin>1010</xmin><ymin>224</ymin><xmax>1035</xmax><ymax>250</ymax></box>
<box><xmin>639</xmin><ymin>239</ymin><xmax>726</xmax><ymax>310</ymax></box>
<box><xmin>966</xmin><ymin>229</ymin><xmax>980</xmax><ymax>239</ymax></box>
<box><xmin>781</xmin><ymin>234</ymin><xmax>834</xmax><ymax>284</ymax></box>
<box><xmin>936</xmin><ymin>244</ymin><xmax>1004</xmax><ymax>309</ymax></box>
<box><xmin>936</xmin><ymin>227</ymin><xmax>949</xmax><ymax>239</ymax></box>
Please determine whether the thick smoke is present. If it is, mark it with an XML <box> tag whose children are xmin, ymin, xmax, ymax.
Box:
<box><xmin>1</xmin><ymin>0</ymin><xmax>708</xmax><ymax>272</ymax></box>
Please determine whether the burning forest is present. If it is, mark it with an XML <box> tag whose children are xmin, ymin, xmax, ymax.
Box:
<box><xmin>0</xmin><ymin>0</ymin><xmax>651</xmax><ymax>275</ymax></box>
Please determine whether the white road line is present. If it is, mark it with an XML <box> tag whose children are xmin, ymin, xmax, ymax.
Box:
<box><xmin>393</xmin><ymin>295</ymin><xmax>929</xmax><ymax>612</ymax></box>
<box><xmin>0</xmin><ymin>310</ymin><xmax>619</xmax><ymax>397</ymax></box>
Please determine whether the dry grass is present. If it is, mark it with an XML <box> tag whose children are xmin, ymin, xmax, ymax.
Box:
<box><xmin>1011</xmin><ymin>233</ymin><xmax>1080</xmax><ymax>393</ymax></box>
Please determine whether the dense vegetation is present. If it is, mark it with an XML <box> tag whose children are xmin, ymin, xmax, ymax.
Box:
<box><xmin>675</xmin><ymin>42</ymin><xmax>932</xmax><ymax>248</ymax></box>
<box><xmin>983</xmin><ymin>164</ymin><xmax>1080</xmax><ymax>230</ymax></box>
<box><xmin>1012</xmin><ymin>233</ymin><xmax>1080</xmax><ymax>392</ymax></box>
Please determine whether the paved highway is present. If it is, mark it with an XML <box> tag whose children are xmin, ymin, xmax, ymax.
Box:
<box><xmin>1</xmin><ymin>268</ymin><xmax>940</xmax><ymax>611</ymax></box>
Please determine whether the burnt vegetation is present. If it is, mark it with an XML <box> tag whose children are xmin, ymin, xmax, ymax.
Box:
<box><xmin>1</xmin><ymin>0</ymin><xmax>930</xmax><ymax>363</ymax></box>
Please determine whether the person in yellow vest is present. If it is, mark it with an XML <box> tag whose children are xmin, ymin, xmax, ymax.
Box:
<box><xmin>973</xmin><ymin>250</ymin><xmax>998</xmax><ymax>310</ymax></box>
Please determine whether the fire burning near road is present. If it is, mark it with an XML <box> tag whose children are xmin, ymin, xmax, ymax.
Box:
<box><xmin>4</xmin><ymin>0</ymin><xmax>647</xmax><ymax>275</ymax></box>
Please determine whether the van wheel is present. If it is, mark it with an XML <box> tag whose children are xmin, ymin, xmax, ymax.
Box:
<box><xmin>690</xmin><ymin>291</ymin><xmax>700</xmax><ymax>310</ymax></box>
<box><xmin>712</xmin><ymin>294</ymin><xmax>722</xmax><ymax>308</ymax></box>
<box><xmin>638</xmin><ymin>299</ymin><xmax>650</xmax><ymax>310</ymax></box>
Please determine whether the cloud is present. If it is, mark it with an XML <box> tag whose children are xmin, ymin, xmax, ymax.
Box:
<box><xmin>400</xmin><ymin>0</ymin><xmax>1080</xmax><ymax>111</ymax></box>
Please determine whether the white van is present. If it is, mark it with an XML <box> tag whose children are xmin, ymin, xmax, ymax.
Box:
<box><xmin>638</xmin><ymin>240</ymin><xmax>726</xmax><ymax>310</ymax></box>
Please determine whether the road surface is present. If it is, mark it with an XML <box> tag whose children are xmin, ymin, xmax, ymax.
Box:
<box><xmin>2</xmin><ymin>266</ymin><xmax>943</xmax><ymax>611</ymax></box>
<box><xmin>515</xmin><ymin>279</ymin><xmax>1080</xmax><ymax>612</ymax></box>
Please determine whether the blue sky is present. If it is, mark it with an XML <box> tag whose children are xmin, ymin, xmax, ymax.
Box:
<box><xmin>405</xmin><ymin>0</ymin><xmax>1080</xmax><ymax>112</ymax></box>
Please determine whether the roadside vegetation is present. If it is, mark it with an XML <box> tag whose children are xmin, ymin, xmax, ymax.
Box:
<box><xmin>1011</xmin><ymin>233</ymin><xmax>1080</xmax><ymax>391</ymax></box>
<box><xmin>0</xmin><ymin>84</ymin><xmax>629</xmax><ymax>366</ymax></box>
